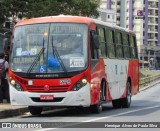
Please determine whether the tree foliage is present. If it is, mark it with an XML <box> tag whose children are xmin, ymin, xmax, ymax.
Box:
<box><xmin>26</xmin><ymin>0</ymin><xmax>99</xmax><ymax>18</ymax></box>
<box><xmin>0</xmin><ymin>0</ymin><xmax>99</xmax><ymax>25</ymax></box>
<box><xmin>0</xmin><ymin>0</ymin><xmax>28</xmax><ymax>26</ymax></box>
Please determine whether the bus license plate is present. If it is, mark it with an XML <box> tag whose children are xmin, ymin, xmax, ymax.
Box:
<box><xmin>40</xmin><ymin>95</ymin><xmax>54</xmax><ymax>100</ymax></box>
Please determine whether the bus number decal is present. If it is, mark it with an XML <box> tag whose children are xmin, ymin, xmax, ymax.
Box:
<box><xmin>60</xmin><ymin>80</ymin><xmax>71</xmax><ymax>85</ymax></box>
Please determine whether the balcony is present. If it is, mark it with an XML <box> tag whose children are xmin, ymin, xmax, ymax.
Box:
<box><xmin>148</xmin><ymin>38</ymin><xmax>158</xmax><ymax>41</ymax></box>
<box><xmin>155</xmin><ymin>28</ymin><xmax>158</xmax><ymax>31</ymax></box>
<box><xmin>148</xmin><ymin>4</ymin><xmax>158</xmax><ymax>9</ymax></box>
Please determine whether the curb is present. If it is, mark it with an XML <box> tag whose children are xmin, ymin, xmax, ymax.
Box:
<box><xmin>0</xmin><ymin>107</ymin><xmax>29</xmax><ymax>119</ymax></box>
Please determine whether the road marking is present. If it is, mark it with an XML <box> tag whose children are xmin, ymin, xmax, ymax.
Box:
<box><xmin>84</xmin><ymin>105</ymin><xmax>160</xmax><ymax>122</ymax></box>
<box><xmin>36</xmin><ymin>105</ymin><xmax>160</xmax><ymax>131</ymax></box>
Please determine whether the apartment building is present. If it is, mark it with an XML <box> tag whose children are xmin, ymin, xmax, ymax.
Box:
<box><xmin>99</xmin><ymin>0</ymin><xmax>160</xmax><ymax>68</ymax></box>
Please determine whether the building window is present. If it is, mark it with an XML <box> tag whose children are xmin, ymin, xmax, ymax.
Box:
<box><xmin>117</xmin><ymin>1</ymin><xmax>120</xmax><ymax>5</ymax></box>
<box><xmin>112</xmin><ymin>2</ymin><xmax>115</xmax><ymax>5</ymax></box>
<box><xmin>112</xmin><ymin>15</ymin><xmax>114</xmax><ymax>19</ymax></box>
<box><xmin>108</xmin><ymin>15</ymin><xmax>110</xmax><ymax>19</ymax></box>
<box><xmin>117</xmin><ymin>10</ymin><xmax>120</xmax><ymax>13</ymax></box>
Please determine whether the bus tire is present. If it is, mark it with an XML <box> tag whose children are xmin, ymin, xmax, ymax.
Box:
<box><xmin>90</xmin><ymin>85</ymin><xmax>103</xmax><ymax>113</ymax></box>
<box><xmin>90</xmin><ymin>101</ymin><xmax>103</xmax><ymax>113</ymax></box>
<box><xmin>121</xmin><ymin>81</ymin><xmax>131</xmax><ymax>108</ymax></box>
<box><xmin>101</xmin><ymin>80</ymin><xmax>106</xmax><ymax>101</ymax></box>
<box><xmin>28</xmin><ymin>106</ymin><xmax>43</xmax><ymax>115</ymax></box>
<box><xmin>112</xmin><ymin>99</ymin><xmax>121</xmax><ymax>108</ymax></box>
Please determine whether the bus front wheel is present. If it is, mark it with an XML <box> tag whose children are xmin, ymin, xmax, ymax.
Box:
<box><xmin>28</xmin><ymin>106</ymin><xmax>43</xmax><ymax>115</ymax></box>
<box><xmin>90</xmin><ymin>85</ymin><xmax>103</xmax><ymax>113</ymax></box>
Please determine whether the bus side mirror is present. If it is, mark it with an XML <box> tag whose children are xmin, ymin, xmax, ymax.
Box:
<box><xmin>91</xmin><ymin>33</ymin><xmax>100</xmax><ymax>49</ymax></box>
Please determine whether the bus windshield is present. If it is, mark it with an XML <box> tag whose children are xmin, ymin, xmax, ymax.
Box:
<box><xmin>10</xmin><ymin>23</ymin><xmax>88</xmax><ymax>74</ymax></box>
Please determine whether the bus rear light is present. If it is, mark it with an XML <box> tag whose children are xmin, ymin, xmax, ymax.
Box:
<box><xmin>72</xmin><ymin>78</ymin><xmax>87</xmax><ymax>91</ymax></box>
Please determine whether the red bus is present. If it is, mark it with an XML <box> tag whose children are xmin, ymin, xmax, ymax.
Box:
<box><xmin>9</xmin><ymin>15</ymin><xmax>139</xmax><ymax>115</ymax></box>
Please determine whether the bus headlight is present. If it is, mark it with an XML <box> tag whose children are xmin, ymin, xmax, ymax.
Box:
<box><xmin>72</xmin><ymin>77</ymin><xmax>87</xmax><ymax>91</ymax></box>
<box><xmin>9</xmin><ymin>77</ymin><xmax>24</xmax><ymax>91</ymax></box>
<box><xmin>11</xmin><ymin>79</ymin><xmax>16</xmax><ymax>85</ymax></box>
<box><xmin>82</xmin><ymin>78</ymin><xmax>87</xmax><ymax>84</ymax></box>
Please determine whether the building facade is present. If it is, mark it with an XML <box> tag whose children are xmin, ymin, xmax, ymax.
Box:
<box><xmin>99</xmin><ymin>0</ymin><xmax>160</xmax><ymax>68</ymax></box>
<box><xmin>97</xmin><ymin>8</ymin><xmax>116</xmax><ymax>24</ymax></box>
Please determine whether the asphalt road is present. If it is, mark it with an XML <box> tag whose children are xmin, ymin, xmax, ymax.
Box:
<box><xmin>0</xmin><ymin>84</ymin><xmax>160</xmax><ymax>131</ymax></box>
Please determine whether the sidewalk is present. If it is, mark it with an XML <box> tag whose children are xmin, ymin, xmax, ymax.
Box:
<box><xmin>0</xmin><ymin>80</ymin><xmax>160</xmax><ymax>119</ymax></box>
<box><xmin>0</xmin><ymin>101</ymin><xmax>28</xmax><ymax>119</ymax></box>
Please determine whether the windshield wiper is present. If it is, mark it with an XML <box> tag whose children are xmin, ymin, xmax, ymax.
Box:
<box><xmin>27</xmin><ymin>47</ymin><xmax>45</xmax><ymax>74</ymax></box>
<box><xmin>51</xmin><ymin>36</ymin><xmax>68</xmax><ymax>76</ymax></box>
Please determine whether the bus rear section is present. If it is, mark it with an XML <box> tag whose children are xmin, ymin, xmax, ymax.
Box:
<box><xmin>9</xmin><ymin>16</ymin><xmax>139</xmax><ymax>115</ymax></box>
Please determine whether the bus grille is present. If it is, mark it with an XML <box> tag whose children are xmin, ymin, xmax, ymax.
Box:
<box><xmin>26</xmin><ymin>86</ymin><xmax>68</xmax><ymax>93</ymax></box>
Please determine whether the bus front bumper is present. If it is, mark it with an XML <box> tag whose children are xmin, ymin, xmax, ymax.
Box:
<box><xmin>9</xmin><ymin>83</ymin><xmax>91</xmax><ymax>107</ymax></box>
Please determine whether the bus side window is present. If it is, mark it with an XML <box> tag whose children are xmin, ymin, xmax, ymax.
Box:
<box><xmin>90</xmin><ymin>31</ymin><xmax>99</xmax><ymax>59</ymax></box>
<box><xmin>97</xmin><ymin>27</ymin><xmax>107</xmax><ymax>57</ymax></box>
<box><xmin>106</xmin><ymin>28</ymin><xmax>115</xmax><ymax>58</ymax></box>
<box><xmin>129</xmin><ymin>35</ymin><xmax>137</xmax><ymax>59</ymax></box>
<box><xmin>115</xmin><ymin>30</ymin><xmax>123</xmax><ymax>58</ymax></box>
<box><xmin>123</xmin><ymin>32</ymin><xmax>130</xmax><ymax>58</ymax></box>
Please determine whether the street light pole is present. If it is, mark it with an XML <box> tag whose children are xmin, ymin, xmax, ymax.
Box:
<box><xmin>154</xmin><ymin>51</ymin><xmax>156</xmax><ymax>68</ymax></box>
<box><xmin>148</xmin><ymin>50</ymin><xmax>150</xmax><ymax>68</ymax></box>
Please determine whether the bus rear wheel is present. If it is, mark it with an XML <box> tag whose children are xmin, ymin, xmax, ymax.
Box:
<box><xmin>28</xmin><ymin>106</ymin><xmax>43</xmax><ymax>115</ymax></box>
<box><xmin>112</xmin><ymin>81</ymin><xmax>131</xmax><ymax>108</ymax></box>
<box><xmin>121</xmin><ymin>81</ymin><xmax>131</xmax><ymax>108</ymax></box>
<box><xmin>112</xmin><ymin>99</ymin><xmax>121</xmax><ymax>108</ymax></box>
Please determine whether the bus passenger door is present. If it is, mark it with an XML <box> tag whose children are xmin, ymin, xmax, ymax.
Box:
<box><xmin>90</xmin><ymin>30</ymin><xmax>101</xmax><ymax>104</ymax></box>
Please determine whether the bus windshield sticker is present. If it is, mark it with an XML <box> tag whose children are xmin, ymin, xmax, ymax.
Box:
<box><xmin>22</xmin><ymin>51</ymin><xmax>31</xmax><ymax>56</ymax></box>
<box><xmin>30</xmin><ymin>48</ymin><xmax>37</xmax><ymax>55</ymax></box>
<box><xmin>16</xmin><ymin>68</ymin><xmax>22</xmax><ymax>72</ymax></box>
<box><xmin>38</xmin><ymin>65</ymin><xmax>46</xmax><ymax>73</ymax></box>
<box><xmin>70</xmin><ymin>57</ymin><xmax>84</xmax><ymax>67</ymax></box>
<box><xmin>16</xmin><ymin>48</ymin><xmax>22</xmax><ymax>56</ymax></box>
<box><xmin>77</xmin><ymin>34</ymin><xmax>81</xmax><ymax>37</ymax></box>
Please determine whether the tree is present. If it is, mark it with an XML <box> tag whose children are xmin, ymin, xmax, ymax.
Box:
<box><xmin>0</xmin><ymin>0</ymin><xmax>7</xmax><ymax>26</ymax></box>
<box><xmin>0</xmin><ymin>0</ymin><xmax>99</xmax><ymax>26</ymax></box>
<box><xmin>25</xmin><ymin>0</ymin><xmax>99</xmax><ymax>18</ymax></box>
<box><xmin>0</xmin><ymin>0</ymin><xmax>29</xmax><ymax>26</ymax></box>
